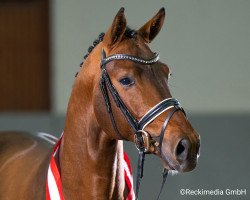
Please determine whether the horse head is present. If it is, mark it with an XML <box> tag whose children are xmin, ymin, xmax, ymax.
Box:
<box><xmin>81</xmin><ymin>7</ymin><xmax>200</xmax><ymax>174</ymax></box>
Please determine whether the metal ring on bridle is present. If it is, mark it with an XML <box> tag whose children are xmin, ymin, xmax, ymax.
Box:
<box><xmin>134</xmin><ymin>130</ymin><xmax>151</xmax><ymax>153</ymax></box>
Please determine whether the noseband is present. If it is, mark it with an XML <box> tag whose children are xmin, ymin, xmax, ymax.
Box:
<box><xmin>99</xmin><ymin>48</ymin><xmax>185</xmax><ymax>199</ymax></box>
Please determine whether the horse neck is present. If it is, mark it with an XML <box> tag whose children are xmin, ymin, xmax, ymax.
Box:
<box><xmin>59</xmin><ymin>48</ymin><xmax>126</xmax><ymax>199</ymax></box>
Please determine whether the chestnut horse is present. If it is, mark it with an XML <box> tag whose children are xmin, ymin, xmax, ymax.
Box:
<box><xmin>0</xmin><ymin>8</ymin><xmax>200</xmax><ymax>200</ymax></box>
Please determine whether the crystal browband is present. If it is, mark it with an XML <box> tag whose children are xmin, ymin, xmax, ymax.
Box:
<box><xmin>101</xmin><ymin>52</ymin><xmax>160</xmax><ymax>67</ymax></box>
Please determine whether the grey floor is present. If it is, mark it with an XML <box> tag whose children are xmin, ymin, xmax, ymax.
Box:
<box><xmin>0</xmin><ymin>113</ymin><xmax>249</xmax><ymax>200</ymax></box>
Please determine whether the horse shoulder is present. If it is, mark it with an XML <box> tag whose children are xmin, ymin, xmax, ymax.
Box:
<box><xmin>0</xmin><ymin>132</ymin><xmax>52</xmax><ymax>199</ymax></box>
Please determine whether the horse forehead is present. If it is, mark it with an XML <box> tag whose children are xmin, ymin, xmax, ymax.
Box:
<box><xmin>110</xmin><ymin>38</ymin><xmax>170</xmax><ymax>75</ymax></box>
<box><xmin>113</xmin><ymin>37</ymin><xmax>154</xmax><ymax>58</ymax></box>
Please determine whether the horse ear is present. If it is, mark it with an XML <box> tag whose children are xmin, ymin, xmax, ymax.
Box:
<box><xmin>103</xmin><ymin>7</ymin><xmax>127</xmax><ymax>48</ymax></box>
<box><xmin>138</xmin><ymin>7</ymin><xmax>165</xmax><ymax>43</ymax></box>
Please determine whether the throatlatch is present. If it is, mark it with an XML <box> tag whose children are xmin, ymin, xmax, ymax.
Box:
<box><xmin>99</xmin><ymin>48</ymin><xmax>185</xmax><ymax>200</ymax></box>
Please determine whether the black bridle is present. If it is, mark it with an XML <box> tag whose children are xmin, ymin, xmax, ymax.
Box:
<box><xmin>99</xmin><ymin>48</ymin><xmax>185</xmax><ymax>200</ymax></box>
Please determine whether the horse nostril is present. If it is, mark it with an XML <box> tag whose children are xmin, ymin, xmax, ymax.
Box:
<box><xmin>175</xmin><ymin>139</ymin><xmax>190</xmax><ymax>161</ymax></box>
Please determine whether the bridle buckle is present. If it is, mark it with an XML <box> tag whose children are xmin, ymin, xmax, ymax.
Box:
<box><xmin>134</xmin><ymin>130</ymin><xmax>152</xmax><ymax>153</ymax></box>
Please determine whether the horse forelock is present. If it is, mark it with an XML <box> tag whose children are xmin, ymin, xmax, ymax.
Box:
<box><xmin>76</xmin><ymin>27</ymin><xmax>142</xmax><ymax>78</ymax></box>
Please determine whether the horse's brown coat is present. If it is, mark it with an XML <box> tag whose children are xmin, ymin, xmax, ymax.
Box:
<box><xmin>0</xmin><ymin>8</ymin><xmax>200</xmax><ymax>200</ymax></box>
<box><xmin>0</xmin><ymin>132</ymin><xmax>51</xmax><ymax>199</ymax></box>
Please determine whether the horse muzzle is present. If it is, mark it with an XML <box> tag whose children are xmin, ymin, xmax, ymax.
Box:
<box><xmin>161</xmin><ymin>135</ymin><xmax>200</xmax><ymax>173</ymax></box>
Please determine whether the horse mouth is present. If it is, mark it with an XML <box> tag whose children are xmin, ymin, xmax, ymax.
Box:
<box><xmin>161</xmin><ymin>154</ymin><xmax>198</xmax><ymax>173</ymax></box>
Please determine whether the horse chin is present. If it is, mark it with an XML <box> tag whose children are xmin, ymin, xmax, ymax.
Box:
<box><xmin>178</xmin><ymin>158</ymin><xmax>198</xmax><ymax>173</ymax></box>
<box><xmin>161</xmin><ymin>156</ymin><xmax>198</xmax><ymax>173</ymax></box>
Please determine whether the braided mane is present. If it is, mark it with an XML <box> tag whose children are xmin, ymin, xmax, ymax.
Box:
<box><xmin>75</xmin><ymin>28</ymin><xmax>137</xmax><ymax>77</ymax></box>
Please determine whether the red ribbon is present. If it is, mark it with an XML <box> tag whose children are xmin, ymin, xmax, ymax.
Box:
<box><xmin>46</xmin><ymin>135</ymin><xmax>135</xmax><ymax>200</ymax></box>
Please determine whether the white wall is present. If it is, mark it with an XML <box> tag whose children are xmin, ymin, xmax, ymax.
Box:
<box><xmin>51</xmin><ymin>0</ymin><xmax>250</xmax><ymax>115</ymax></box>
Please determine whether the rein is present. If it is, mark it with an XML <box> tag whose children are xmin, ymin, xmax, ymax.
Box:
<box><xmin>99</xmin><ymin>48</ymin><xmax>185</xmax><ymax>199</ymax></box>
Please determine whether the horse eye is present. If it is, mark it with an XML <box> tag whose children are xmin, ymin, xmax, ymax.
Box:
<box><xmin>119</xmin><ymin>77</ymin><xmax>135</xmax><ymax>87</ymax></box>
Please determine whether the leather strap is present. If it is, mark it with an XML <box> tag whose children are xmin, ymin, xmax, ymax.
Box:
<box><xmin>152</xmin><ymin>106</ymin><xmax>182</xmax><ymax>155</ymax></box>
<box><xmin>156</xmin><ymin>169</ymin><xmax>168</xmax><ymax>200</ymax></box>
<box><xmin>138</xmin><ymin>99</ymin><xmax>180</xmax><ymax>130</ymax></box>
<box><xmin>100</xmin><ymin>68</ymin><xmax>139</xmax><ymax>133</ymax></box>
<box><xmin>135</xmin><ymin>151</ymin><xmax>145</xmax><ymax>200</ymax></box>
<box><xmin>99</xmin><ymin>76</ymin><xmax>125</xmax><ymax>140</ymax></box>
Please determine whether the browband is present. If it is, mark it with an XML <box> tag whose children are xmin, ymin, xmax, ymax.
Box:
<box><xmin>101</xmin><ymin>51</ymin><xmax>160</xmax><ymax>67</ymax></box>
